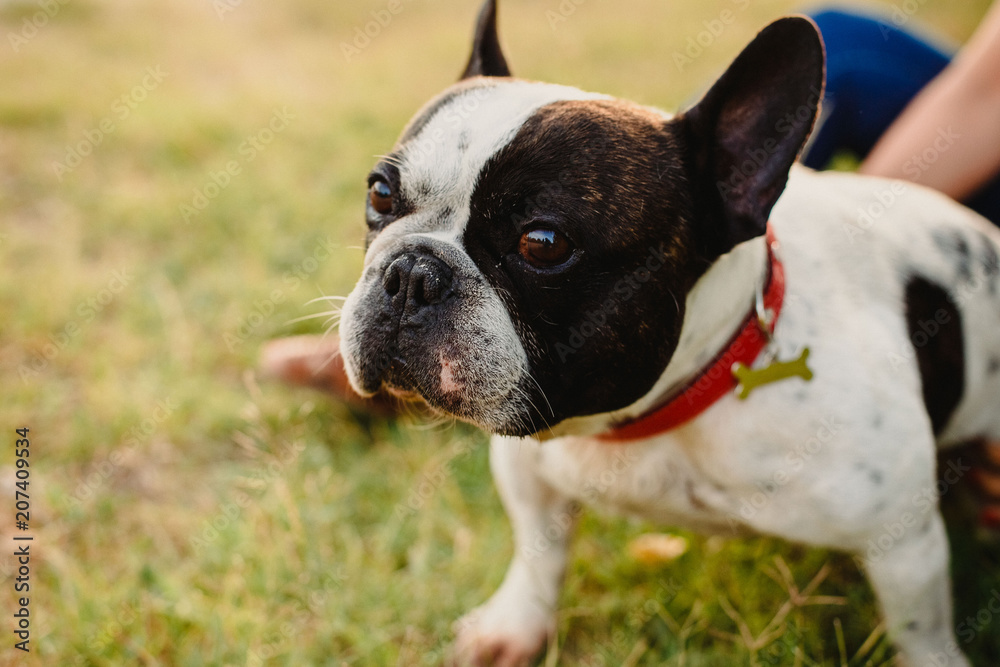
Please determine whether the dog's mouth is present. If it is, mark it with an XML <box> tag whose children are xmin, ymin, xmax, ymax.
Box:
<box><xmin>380</xmin><ymin>354</ymin><xmax>432</xmax><ymax>402</ymax></box>
<box><xmin>378</xmin><ymin>344</ymin><xmax>477</xmax><ymax>413</ymax></box>
<box><xmin>344</xmin><ymin>328</ymin><xmax>545</xmax><ymax>435</ymax></box>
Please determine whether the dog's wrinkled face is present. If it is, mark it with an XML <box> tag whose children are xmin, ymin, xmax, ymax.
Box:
<box><xmin>338</xmin><ymin>2</ymin><xmax>823</xmax><ymax>436</ymax></box>
<box><xmin>340</xmin><ymin>80</ymin><xmax>696</xmax><ymax>435</ymax></box>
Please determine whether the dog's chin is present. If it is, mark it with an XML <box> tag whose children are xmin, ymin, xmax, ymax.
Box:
<box><xmin>344</xmin><ymin>355</ymin><xmax>544</xmax><ymax>438</ymax></box>
<box><xmin>388</xmin><ymin>373</ymin><xmax>544</xmax><ymax>437</ymax></box>
<box><xmin>383</xmin><ymin>385</ymin><xmax>421</xmax><ymax>401</ymax></box>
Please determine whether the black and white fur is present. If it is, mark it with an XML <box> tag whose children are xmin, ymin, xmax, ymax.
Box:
<box><xmin>338</xmin><ymin>2</ymin><xmax>1000</xmax><ymax>664</ymax></box>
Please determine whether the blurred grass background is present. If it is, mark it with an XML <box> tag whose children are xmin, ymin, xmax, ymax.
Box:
<box><xmin>1</xmin><ymin>0</ymin><xmax>998</xmax><ymax>664</ymax></box>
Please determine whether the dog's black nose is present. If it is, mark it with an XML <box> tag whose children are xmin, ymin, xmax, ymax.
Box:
<box><xmin>382</xmin><ymin>252</ymin><xmax>454</xmax><ymax>312</ymax></box>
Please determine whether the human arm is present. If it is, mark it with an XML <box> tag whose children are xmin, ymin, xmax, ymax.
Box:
<box><xmin>859</xmin><ymin>0</ymin><xmax>1000</xmax><ymax>199</ymax></box>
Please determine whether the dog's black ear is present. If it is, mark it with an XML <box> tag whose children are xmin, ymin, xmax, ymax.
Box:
<box><xmin>679</xmin><ymin>16</ymin><xmax>824</xmax><ymax>257</ymax></box>
<box><xmin>461</xmin><ymin>0</ymin><xmax>511</xmax><ymax>79</ymax></box>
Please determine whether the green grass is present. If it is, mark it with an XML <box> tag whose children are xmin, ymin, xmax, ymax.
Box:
<box><xmin>2</xmin><ymin>0</ymin><xmax>998</xmax><ymax>664</ymax></box>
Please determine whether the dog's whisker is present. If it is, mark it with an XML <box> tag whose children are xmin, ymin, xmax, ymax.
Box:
<box><xmin>524</xmin><ymin>371</ymin><xmax>555</xmax><ymax>422</ymax></box>
<box><xmin>312</xmin><ymin>348</ymin><xmax>343</xmax><ymax>374</ymax></box>
<box><xmin>305</xmin><ymin>294</ymin><xmax>348</xmax><ymax>306</ymax></box>
<box><xmin>412</xmin><ymin>413</ymin><xmax>457</xmax><ymax>432</ymax></box>
<box><xmin>282</xmin><ymin>309</ymin><xmax>342</xmax><ymax>327</ymax></box>
<box><xmin>374</xmin><ymin>154</ymin><xmax>405</xmax><ymax>169</ymax></box>
<box><xmin>282</xmin><ymin>313</ymin><xmax>327</xmax><ymax>326</ymax></box>
<box><xmin>311</xmin><ymin>308</ymin><xmax>344</xmax><ymax>318</ymax></box>
<box><xmin>666</xmin><ymin>288</ymin><xmax>681</xmax><ymax>315</ymax></box>
<box><xmin>318</xmin><ymin>326</ymin><xmax>341</xmax><ymax>342</ymax></box>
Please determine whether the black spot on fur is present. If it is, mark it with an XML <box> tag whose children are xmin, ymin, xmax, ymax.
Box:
<box><xmin>989</xmin><ymin>357</ymin><xmax>1000</xmax><ymax>375</ymax></box>
<box><xmin>976</xmin><ymin>231</ymin><xmax>1000</xmax><ymax>295</ymax></box>
<box><xmin>933</xmin><ymin>230</ymin><xmax>973</xmax><ymax>283</ymax></box>
<box><xmin>869</xmin><ymin>470</ymin><xmax>884</xmax><ymax>485</ymax></box>
<box><xmin>904</xmin><ymin>277</ymin><xmax>965</xmax><ymax>435</ymax></box>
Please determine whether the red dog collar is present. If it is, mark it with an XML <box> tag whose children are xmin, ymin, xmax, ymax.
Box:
<box><xmin>597</xmin><ymin>226</ymin><xmax>784</xmax><ymax>442</ymax></box>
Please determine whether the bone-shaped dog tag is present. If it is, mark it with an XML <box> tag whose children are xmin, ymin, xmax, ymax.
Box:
<box><xmin>732</xmin><ymin>348</ymin><xmax>813</xmax><ymax>400</ymax></box>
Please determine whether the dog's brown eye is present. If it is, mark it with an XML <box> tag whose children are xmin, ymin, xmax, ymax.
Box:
<box><xmin>369</xmin><ymin>180</ymin><xmax>393</xmax><ymax>215</ymax></box>
<box><xmin>519</xmin><ymin>228</ymin><xmax>573</xmax><ymax>268</ymax></box>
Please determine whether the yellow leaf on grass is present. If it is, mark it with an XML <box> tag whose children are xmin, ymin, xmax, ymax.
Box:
<box><xmin>628</xmin><ymin>533</ymin><xmax>688</xmax><ymax>565</ymax></box>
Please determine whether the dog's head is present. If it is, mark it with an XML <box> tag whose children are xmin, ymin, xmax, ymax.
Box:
<box><xmin>338</xmin><ymin>0</ymin><xmax>824</xmax><ymax>437</ymax></box>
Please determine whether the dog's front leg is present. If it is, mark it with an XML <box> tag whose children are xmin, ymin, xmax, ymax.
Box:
<box><xmin>859</xmin><ymin>511</ymin><xmax>969</xmax><ymax>667</ymax></box>
<box><xmin>450</xmin><ymin>435</ymin><xmax>575</xmax><ymax>667</ymax></box>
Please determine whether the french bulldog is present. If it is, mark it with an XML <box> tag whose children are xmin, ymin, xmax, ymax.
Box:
<box><xmin>337</xmin><ymin>1</ymin><xmax>1000</xmax><ymax>664</ymax></box>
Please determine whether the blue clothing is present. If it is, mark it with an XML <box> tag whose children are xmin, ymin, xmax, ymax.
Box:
<box><xmin>803</xmin><ymin>9</ymin><xmax>1000</xmax><ymax>224</ymax></box>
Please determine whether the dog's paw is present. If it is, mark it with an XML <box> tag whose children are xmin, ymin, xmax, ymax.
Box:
<box><xmin>448</xmin><ymin>601</ymin><xmax>552</xmax><ymax>667</ymax></box>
